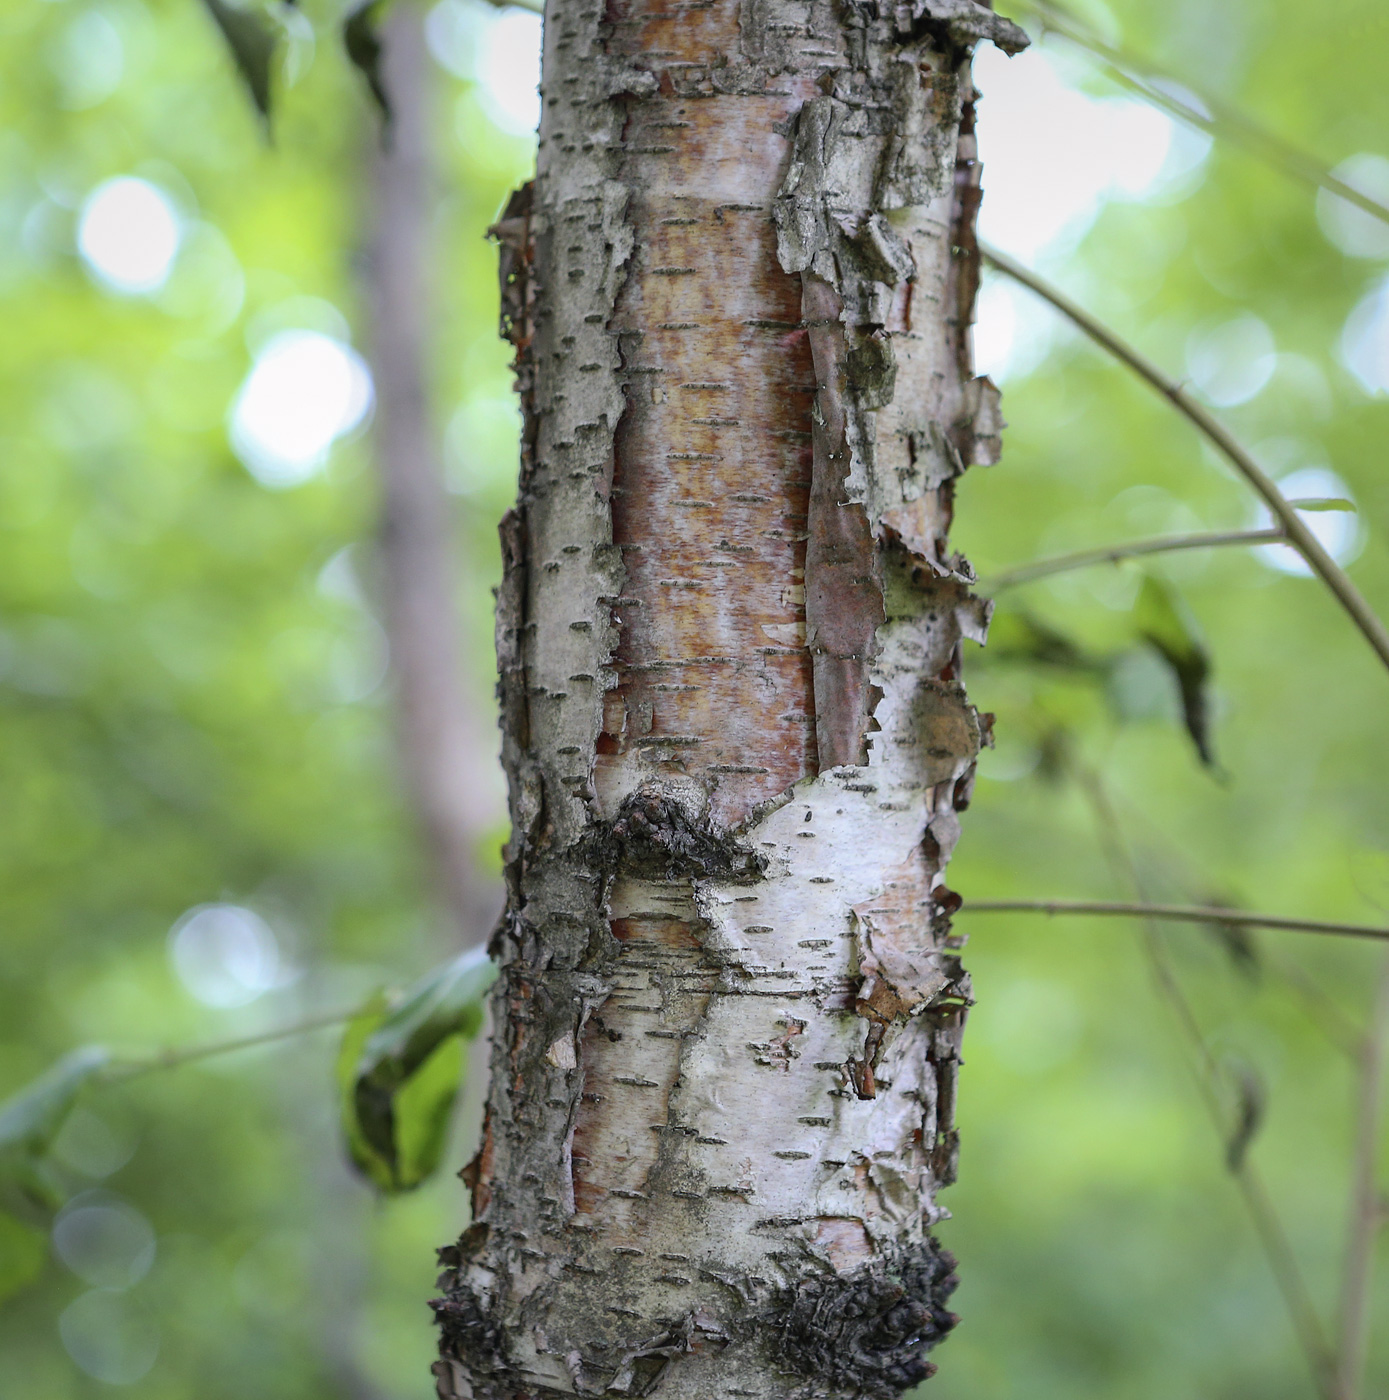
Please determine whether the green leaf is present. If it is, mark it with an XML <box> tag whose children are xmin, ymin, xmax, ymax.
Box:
<box><xmin>336</xmin><ymin>989</ymin><xmax>391</xmax><ymax>1189</ymax></box>
<box><xmin>0</xmin><ymin>1046</ymin><xmax>108</xmax><ymax>1219</ymax></box>
<box><xmin>199</xmin><ymin>0</ymin><xmax>278</xmax><ymax>120</ymax></box>
<box><xmin>1286</xmin><ymin>497</ymin><xmax>1355</xmax><ymax>512</ymax></box>
<box><xmin>343</xmin><ymin>0</ymin><xmax>392</xmax><ymax>125</ymax></box>
<box><xmin>1206</xmin><ymin>916</ymin><xmax>1261</xmax><ymax>981</ymax></box>
<box><xmin>391</xmin><ymin>1034</ymin><xmax>465</xmax><ymax>1187</ymax></box>
<box><xmin>1224</xmin><ymin>1064</ymin><xmax>1265</xmax><ymax>1172</ymax></box>
<box><xmin>1134</xmin><ymin>573</ymin><xmax>1215</xmax><ymax>768</ymax></box>
<box><xmin>986</xmin><ymin>606</ymin><xmax>1104</xmax><ymax>674</ymax></box>
<box><xmin>0</xmin><ymin>1047</ymin><xmax>109</xmax><ymax>1167</ymax></box>
<box><xmin>0</xmin><ymin>1213</ymin><xmax>46</xmax><ymax>1305</ymax></box>
<box><xmin>339</xmin><ymin>948</ymin><xmax>495</xmax><ymax>1193</ymax></box>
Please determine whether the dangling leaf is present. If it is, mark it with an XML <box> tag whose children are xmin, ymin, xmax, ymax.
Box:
<box><xmin>343</xmin><ymin>0</ymin><xmax>392</xmax><ymax>126</ymax></box>
<box><xmin>199</xmin><ymin>0</ymin><xmax>278</xmax><ymax>120</ymax></box>
<box><xmin>987</xmin><ymin>606</ymin><xmax>1105</xmax><ymax>674</ymax></box>
<box><xmin>339</xmin><ymin>948</ymin><xmax>496</xmax><ymax>1193</ymax></box>
<box><xmin>0</xmin><ymin>1046</ymin><xmax>108</xmax><ymax>1218</ymax></box>
<box><xmin>337</xmin><ymin>989</ymin><xmax>391</xmax><ymax>1187</ymax></box>
<box><xmin>1134</xmin><ymin>573</ymin><xmax>1215</xmax><ymax>768</ymax></box>
<box><xmin>1224</xmin><ymin>1063</ymin><xmax>1265</xmax><ymax>1172</ymax></box>
<box><xmin>1286</xmin><ymin>497</ymin><xmax>1355</xmax><ymax>512</ymax></box>
<box><xmin>1205</xmin><ymin>908</ymin><xmax>1262</xmax><ymax>981</ymax></box>
<box><xmin>0</xmin><ymin>1047</ymin><xmax>109</xmax><ymax>1166</ymax></box>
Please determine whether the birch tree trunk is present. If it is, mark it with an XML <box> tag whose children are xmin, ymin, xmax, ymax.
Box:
<box><xmin>435</xmin><ymin>3</ymin><xmax>1026</xmax><ymax>1396</ymax></box>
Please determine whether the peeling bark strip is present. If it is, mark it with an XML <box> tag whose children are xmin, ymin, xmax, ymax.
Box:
<box><xmin>436</xmin><ymin>4</ymin><xmax>1023</xmax><ymax>1397</ymax></box>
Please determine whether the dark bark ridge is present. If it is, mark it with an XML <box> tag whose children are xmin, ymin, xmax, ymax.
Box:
<box><xmin>435</xmin><ymin>3</ymin><xmax>1022</xmax><ymax>1397</ymax></box>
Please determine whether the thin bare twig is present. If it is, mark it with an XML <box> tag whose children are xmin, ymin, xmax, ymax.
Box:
<box><xmin>981</xmin><ymin>527</ymin><xmax>1285</xmax><ymax>592</ymax></box>
<box><xmin>1024</xmin><ymin>775</ymin><xmax>1369</xmax><ymax>1057</ymax></box>
<box><xmin>1268</xmin><ymin>950</ymin><xmax>1366</xmax><ymax>1063</ymax></box>
<box><xmin>964</xmin><ymin>899</ymin><xmax>1389</xmax><ymax>945</ymax></box>
<box><xmin>1067</xmin><ymin>764</ymin><xmax>1337</xmax><ymax>1398</ymax></box>
<box><xmin>1335</xmin><ymin>951</ymin><xmax>1389</xmax><ymax>1400</ymax></box>
<box><xmin>1009</xmin><ymin>0</ymin><xmax>1389</xmax><ymax>230</ymax></box>
<box><xmin>981</xmin><ymin>243</ymin><xmax>1389</xmax><ymax>678</ymax></box>
<box><xmin>99</xmin><ymin>1008</ymin><xmax>355</xmax><ymax>1084</ymax></box>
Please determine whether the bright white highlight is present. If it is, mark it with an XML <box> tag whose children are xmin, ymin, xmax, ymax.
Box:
<box><xmin>169</xmin><ymin>903</ymin><xmax>288</xmax><ymax>1008</ymax></box>
<box><xmin>77</xmin><ymin>178</ymin><xmax>182</xmax><ymax>295</ymax></box>
<box><xmin>229</xmin><ymin>330</ymin><xmax>374</xmax><ymax>489</ymax></box>
<box><xmin>1341</xmin><ymin>277</ymin><xmax>1389</xmax><ymax>395</ymax></box>
<box><xmin>1317</xmin><ymin>154</ymin><xmax>1389</xmax><ymax>260</ymax></box>
<box><xmin>1253</xmin><ymin>466</ymin><xmax>1362</xmax><ymax>578</ymax></box>
<box><xmin>1185</xmin><ymin>314</ymin><xmax>1277</xmax><ymax>407</ymax></box>
<box><xmin>974</xmin><ymin>43</ymin><xmax>1194</xmax><ymax>265</ymax></box>
<box><xmin>476</xmin><ymin>8</ymin><xmax>541</xmax><ymax>135</ymax></box>
<box><xmin>425</xmin><ymin>0</ymin><xmax>471</xmax><ymax>78</ymax></box>
<box><xmin>969</xmin><ymin>44</ymin><xmax>1209</xmax><ymax>379</ymax></box>
<box><xmin>972</xmin><ymin>274</ymin><xmax>1057</xmax><ymax>383</ymax></box>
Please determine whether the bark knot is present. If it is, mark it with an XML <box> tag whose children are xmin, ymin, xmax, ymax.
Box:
<box><xmin>771</xmin><ymin>1239</ymin><xmax>960</xmax><ymax>1396</ymax></box>
<box><xmin>580</xmin><ymin>788</ymin><xmax>766</xmax><ymax>884</ymax></box>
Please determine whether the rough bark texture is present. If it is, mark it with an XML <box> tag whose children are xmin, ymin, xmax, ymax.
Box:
<box><xmin>435</xmin><ymin>3</ymin><xmax>1023</xmax><ymax>1396</ymax></box>
<box><xmin>367</xmin><ymin>4</ymin><xmax>502</xmax><ymax>945</ymax></box>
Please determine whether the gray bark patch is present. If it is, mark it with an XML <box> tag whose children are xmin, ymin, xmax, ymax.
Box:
<box><xmin>579</xmin><ymin>788</ymin><xmax>766</xmax><ymax>884</ymax></box>
<box><xmin>770</xmin><ymin>1238</ymin><xmax>960</xmax><ymax>1396</ymax></box>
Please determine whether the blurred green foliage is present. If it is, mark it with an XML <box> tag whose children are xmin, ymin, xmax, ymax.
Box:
<box><xmin>0</xmin><ymin>0</ymin><xmax>1387</xmax><ymax>1395</ymax></box>
<box><xmin>0</xmin><ymin>0</ymin><xmax>524</xmax><ymax>1391</ymax></box>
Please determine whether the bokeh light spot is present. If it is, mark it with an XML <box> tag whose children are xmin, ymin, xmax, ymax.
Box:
<box><xmin>169</xmin><ymin>903</ymin><xmax>285</xmax><ymax>1008</ymax></box>
<box><xmin>59</xmin><ymin>1289</ymin><xmax>159</xmax><ymax>1385</ymax></box>
<box><xmin>476</xmin><ymin>9</ymin><xmax>541</xmax><ymax>135</ymax></box>
<box><xmin>1317</xmin><ymin>154</ymin><xmax>1389</xmax><ymax>260</ymax></box>
<box><xmin>1185</xmin><ymin>313</ymin><xmax>1276</xmax><ymax>407</ymax></box>
<box><xmin>52</xmin><ymin>1193</ymin><xmax>156</xmax><ymax>1291</ymax></box>
<box><xmin>974</xmin><ymin>43</ymin><xmax>1190</xmax><ymax>264</ymax></box>
<box><xmin>1341</xmin><ymin>277</ymin><xmax>1389</xmax><ymax>395</ymax></box>
<box><xmin>49</xmin><ymin>9</ymin><xmax>125</xmax><ymax>110</ymax></box>
<box><xmin>228</xmin><ymin>330</ymin><xmax>374</xmax><ymax>489</ymax></box>
<box><xmin>1253</xmin><ymin>465</ymin><xmax>1363</xmax><ymax>577</ymax></box>
<box><xmin>77</xmin><ymin>177</ymin><xmax>182</xmax><ymax>296</ymax></box>
<box><xmin>50</xmin><ymin>1110</ymin><xmax>138</xmax><ymax>1181</ymax></box>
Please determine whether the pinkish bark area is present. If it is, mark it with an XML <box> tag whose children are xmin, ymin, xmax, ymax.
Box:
<box><xmin>435</xmin><ymin>4</ymin><xmax>1025</xmax><ymax>1398</ymax></box>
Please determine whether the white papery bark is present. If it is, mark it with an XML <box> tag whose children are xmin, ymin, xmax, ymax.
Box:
<box><xmin>435</xmin><ymin>3</ymin><xmax>1024</xmax><ymax>1397</ymax></box>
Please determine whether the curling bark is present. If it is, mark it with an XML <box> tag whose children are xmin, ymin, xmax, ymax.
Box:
<box><xmin>435</xmin><ymin>3</ymin><xmax>1025</xmax><ymax>1396</ymax></box>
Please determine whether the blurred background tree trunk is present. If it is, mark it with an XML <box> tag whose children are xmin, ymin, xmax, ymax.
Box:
<box><xmin>366</xmin><ymin>1</ymin><xmax>502</xmax><ymax>949</ymax></box>
<box><xmin>433</xmin><ymin>3</ymin><xmax>1024</xmax><ymax>1395</ymax></box>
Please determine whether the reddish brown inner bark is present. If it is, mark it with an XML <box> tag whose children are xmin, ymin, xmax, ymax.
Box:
<box><xmin>594</xmin><ymin>5</ymin><xmax>825</xmax><ymax>828</ymax></box>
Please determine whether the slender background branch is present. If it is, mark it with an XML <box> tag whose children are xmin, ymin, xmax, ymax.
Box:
<box><xmin>100</xmin><ymin>1009</ymin><xmax>355</xmax><ymax>1084</ymax></box>
<box><xmin>1065</xmin><ymin>762</ymin><xmax>1337</xmax><ymax>1397</ymax></box>
<box><xmin>964</xmin><ymin>899</ymin><xmax>1389</xmax><ymax>945</ymax></box>
<box><xmin>1335</xmin><ymin>951</ymin><xmax>1389</xmax><ymax>1400</ymax></box>
<box><xmin>981</xmin><ymin>527</ymin><xmax>1285</xmax><ymax>593</ymax></box>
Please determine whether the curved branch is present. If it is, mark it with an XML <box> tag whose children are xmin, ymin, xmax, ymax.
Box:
<box><xmin>981</xmin><ymin>242</ymin><xmax>1389</xmax><ymax>677</ymax></box>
